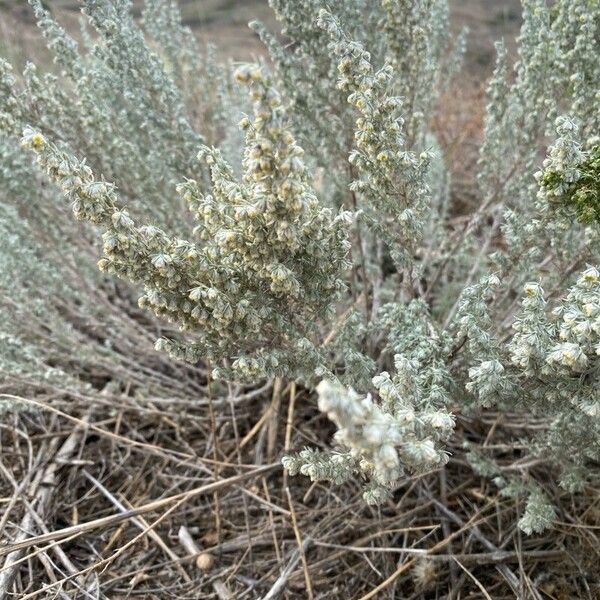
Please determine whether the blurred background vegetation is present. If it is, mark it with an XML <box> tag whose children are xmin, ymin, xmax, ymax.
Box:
<box><xmin>0</xmin><ymin>0</ymin><xmax>523</xmax><ymax>207</ymax></box>
<box><xmin>1</xmin><ymin>0</ymin><xmax>521</xmax><ymax>69</ymax></box>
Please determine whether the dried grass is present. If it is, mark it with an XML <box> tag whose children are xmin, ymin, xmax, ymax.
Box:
<box><xmin>1</xmin><ymin>384</ymin><xmax>599</xmax><ymax>599</ymax></box>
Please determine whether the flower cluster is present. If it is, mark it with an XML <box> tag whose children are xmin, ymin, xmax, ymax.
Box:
<box><xmin>465</xmin><ymin>444</ymin><xmax>557</xmax><ymax>535</ymax></box>
<box><xmin>184</xmin><ymin>64</ymin><xmax>353</xmax><ymax>379</ymax></box>
<box><xmin>466</xmin><ymin>269</ymin><xmax>600</xmax><ymax>500</ymax></box>
<box><xmin>380</xmin><ymin>0</ymin><xmax>465</xmax><ymax>144</ymax></box>
<box><xmin>317</xmin><ymin>9</ymin><xmax>431</xmax><ymax>267</ymax></box>
<box><xmin>507</xmin><ymin>269</ymin><xmax>600</xmax><ymax>382</ymax></box>
<box><xmin>20</xmin><ymin>62</ymin><xmax>351</xmax><ymax>382</ymax></box>
<box><xmin>509</xmin><ymin>282</ymin><xmax>552</xmax><ymax>374</ymax></box>
<box><xmin>550</xmin><ymin>267</ymin><xmax>600</xmax><ymax>371</ymax></box>
<box><xmin>537</xmin><ymin>118</ymin><xmax>600</xmax><ymax>224</ymax></box>
<box><xmin>284</xmin><ymin>373</ymin><xmax>453</xmax><ymax>504</ymax></box>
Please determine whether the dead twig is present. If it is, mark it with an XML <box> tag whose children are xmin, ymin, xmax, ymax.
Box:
<box><xmin>0</xmin><ymin>463</ymin><xmax>280</xmax><ymax>559</ymax></box>
<box><xmin>0</xmin><ymin>410</ymin><xmax>92</xmax><ymax>600</ymax></box>
<box><xmin>262</xmin><ymin>537</ymin><xmax>311</xmax><ymax>600</ymax></box>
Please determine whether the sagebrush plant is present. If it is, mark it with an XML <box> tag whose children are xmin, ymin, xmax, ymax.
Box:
<box><xmin>1</xmin><ymin>0</ymin><xmax>599</xmax><ymax>532</ymax></box>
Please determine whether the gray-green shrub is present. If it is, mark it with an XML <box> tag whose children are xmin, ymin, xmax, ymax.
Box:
<box><xmin>1</xmin><ymin>0</ymin><xmax>599</xmax><ymax>532</ymax></box>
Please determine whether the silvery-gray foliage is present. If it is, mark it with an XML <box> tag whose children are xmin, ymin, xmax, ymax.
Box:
<box><xmin>1</xmin><ymin>0</ymin><xmax>599</xmax><ymax>532</ymax></box>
